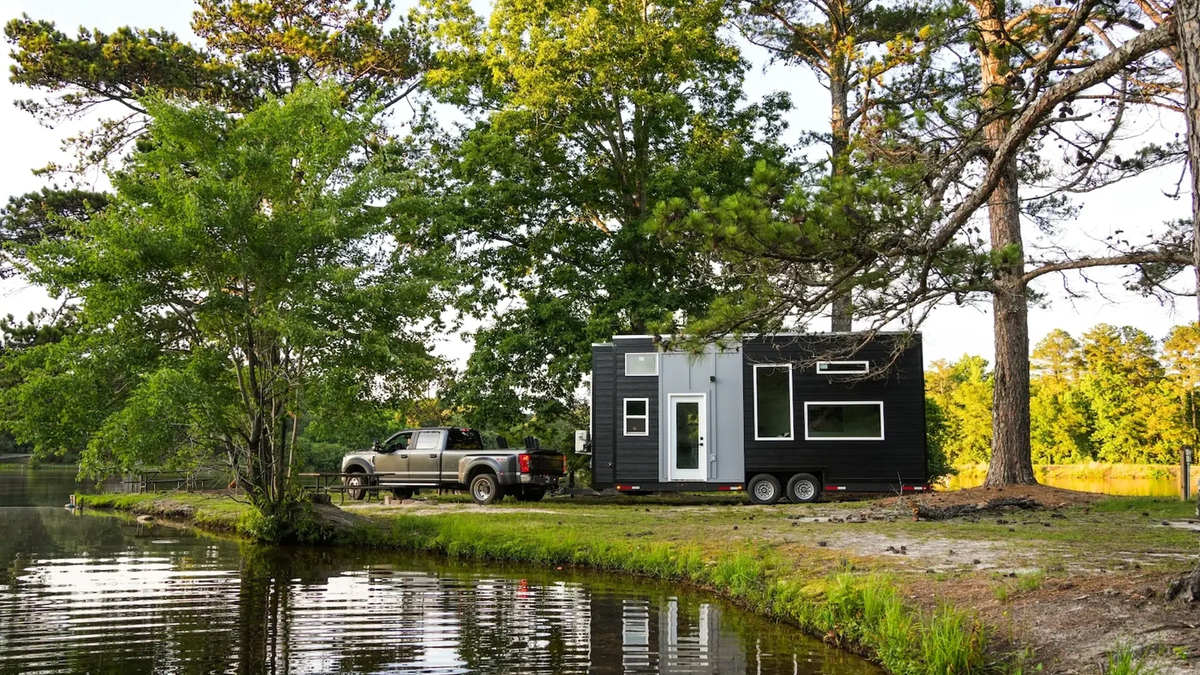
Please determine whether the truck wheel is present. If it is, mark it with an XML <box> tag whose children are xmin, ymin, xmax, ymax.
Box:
<box><xmin>470</xmin><ymin>473</ymin><xmax>503</xmax><ymax>505</ymax></box>
<box><xmin>747</xmin><ymin>474</ymin><xmax>782</xmax><ymax>505</ymax></box>
<box><xmin>787</xmin><ymin>473</ymin><xmax>821</xmax><ymax>503</ymax></box>
<box><xmin>391</xmin><ymin>488</ymin><xmax>413</xmax><ymax>500</ymax></box>
<box><xmin>344</xmin><ymin>472</ymin><xmax>369</xmax><ymax>501</ymax></box>
<box><xmin>516</xmin><ymin>487</ymin><xmax>546</xmax><ymax>503</ymax></box>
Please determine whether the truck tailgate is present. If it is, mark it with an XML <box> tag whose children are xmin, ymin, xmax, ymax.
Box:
<box><xmin>528</xmin><ymin>452</ymin><xmax>565</xmax><ymax>475</ymax></box>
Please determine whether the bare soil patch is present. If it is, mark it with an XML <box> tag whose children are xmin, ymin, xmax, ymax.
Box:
<box><xmin>880</xmin><ymin>484</ymin><xmax>1104</xmax><ymax>510</ymax></box>
<box><xmin>906</xmin><ymin>572</ymin><xmax>1200</xmax><ymax>675</ymax></box>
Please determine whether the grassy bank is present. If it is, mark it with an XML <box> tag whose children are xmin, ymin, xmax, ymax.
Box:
<box><xmin>80</xmin><ymin>490</ymin><xmax>1200</xmax><ymax>675</ymax></box>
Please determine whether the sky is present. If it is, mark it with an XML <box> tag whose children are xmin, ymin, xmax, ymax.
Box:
<box><xmin>0</xmin><ymin>0</ymin><xmax>1194</xmax><ymax>368</ymax></box>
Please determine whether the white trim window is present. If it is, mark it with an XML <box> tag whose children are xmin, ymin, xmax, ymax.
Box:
<box><xmin>624</xmin><ymin>398</ymin><xmax>650</xmax><ymax>436</ymax></box>
<box><xmin>625</xmin><ymin>353</ymin><xmax>658</xmax><ymax>376</ymax></box>
<box><xmin>816</xmin><ymin>361</ymin><xmax>870</xmax><ymax>374</ymax></box>
<box><xmin>804</xmin><ymin>401</ymin><xmax>885</xmax><ymax>440</ymax></box>
<box><xmin>753</xmin><ymin>364</ymin><xmax>794</xmax><ymax>440</ymax></box>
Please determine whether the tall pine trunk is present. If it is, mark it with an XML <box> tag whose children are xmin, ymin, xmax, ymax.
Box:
<box><xmin>977</xmin><ymin>0</ymin><xmax>1037</xmax><ymax>486</ymax></box>
<box><xmin>1179</xmin><ymin>0</ymin><xmax>1200</xmax><ymax>522</ymax></box>
<box><xmin>829</xmin><ymin>13</ymin><xmax>854</xmax><ymax>333</ymax></box>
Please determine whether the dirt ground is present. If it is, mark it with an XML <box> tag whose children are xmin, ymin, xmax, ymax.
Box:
<box><xmin>345</xmin><ymin>485</ymin><xmax>1200</xmax><ymax>674</ymax></box>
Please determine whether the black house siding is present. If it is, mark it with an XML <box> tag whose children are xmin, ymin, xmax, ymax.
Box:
<box><xmin>610</xmin><ymin>338</ymin><xmax>660</xmax><ymax>484</ymax></box>
<box><xmin>742</xmin><ymin>334</ymin><xmax>928</xmax><ymax>484</ymax></box>
<box><xmin>591</xmin><ymin>344</ymin><xmax>616</xmax><ymax>486</ymax></box>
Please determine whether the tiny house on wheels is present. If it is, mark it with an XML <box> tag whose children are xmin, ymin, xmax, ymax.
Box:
<box><xmin>587</xmin><ymin>333</ymin><xmax>930</xmax><ymax>503</ymax></box>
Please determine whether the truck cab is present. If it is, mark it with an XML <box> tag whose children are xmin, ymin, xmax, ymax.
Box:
<box><xmin>341</xmin><ymin>427</ymin><xmax>565</xmax><ymax>505</ymax></box>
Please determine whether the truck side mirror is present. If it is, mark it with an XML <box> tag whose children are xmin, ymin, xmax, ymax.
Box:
<box><xmin>371</xmin><ymin>439</ymin><xmax>381</xmax><ymax>451</ymax></box>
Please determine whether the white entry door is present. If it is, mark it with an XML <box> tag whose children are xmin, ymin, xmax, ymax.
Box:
<box><xmin>668</xmin><ymin>394</ymin><xmax>707</xmax><ymax>481</ymax></box>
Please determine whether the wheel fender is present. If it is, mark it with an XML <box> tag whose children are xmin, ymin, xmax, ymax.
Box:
<box><xmin>459</xmin><ymin>457</ymin><xmax>506</xmax><ymax>486</ymax></box>
<box><xmin>342</xmin><ymin>459</ymin><xmax>374</xmax><ymax>476</ymax></box>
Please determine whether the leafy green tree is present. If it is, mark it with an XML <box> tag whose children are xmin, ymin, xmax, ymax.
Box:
<box><xmin>1163</xmin><ymin>323</ymin><xmax>1200</xmax><ymax>449</ymax></box>
<box><xmin>0</xmin><ymin>85</ymin><xmax>442</xmax><ymax>519</ymax></box>
<box><xmin>421</xmin><ymin>0</ymin><xmax>789</xmax><ymax>430</ymax></box>
<box><xmin>1077</xmin><ymin>325</ymin><xmax>1177</xmax><ymax>463</ymax></box>
<box><xmin>925</xmin><ymin>355</ymin><xmax>993</xmax><ymax>464</ymax></box>
<box><xmin>1029</xmin><ymin>330</ymin><xmax>1092</xmax><ymax>463</ymax></box>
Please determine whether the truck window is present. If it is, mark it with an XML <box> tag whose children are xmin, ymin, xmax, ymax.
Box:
<box><xmin>384</xmin><ymin>432</ymin><xmax>412</xmax><ymax>452</ymax></box>
<box><xmin>414</xmin><ymin>431</ymin><xmax>442</xmax><ymax>450</ymax></box>
<box><xmin>447</xmin><ymin>428</ymin><xmax>483</xmax><ymax>450</ymax></box>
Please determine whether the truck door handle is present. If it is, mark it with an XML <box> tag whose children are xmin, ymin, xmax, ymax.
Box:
<box><xmin>400</xmin><ymin>454</ymin><xmax>408</xmax><ymax>459</ymax></box>
<box><xmin>429</xmin><ymin>453</ymin><xmax>438</xmax><ymax>458</ymax></box>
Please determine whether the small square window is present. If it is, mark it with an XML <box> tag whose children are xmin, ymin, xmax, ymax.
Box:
<box><xmin>625</xmin><ymin>353</ymin><xmax>658</xmax><ymax>376</ymax></box>
<box><xmin>624</xmin><ymin>398</ymin><xmax>650</xmax><ymax>436</ymax></box>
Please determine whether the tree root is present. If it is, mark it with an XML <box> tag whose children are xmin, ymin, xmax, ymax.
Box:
<box><xmin>1166</xmin><ymin>561</ymin><xmax>1200</xmax><ymax>603</ymax></box>
<box><xmin>911</xmin><ymin>497</ymin><xmax>1043</xmax><ymax>521</ymax></box>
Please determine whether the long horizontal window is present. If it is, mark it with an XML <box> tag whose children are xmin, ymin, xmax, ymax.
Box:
<box><xmin>625</xmin><ymin>353</ymin><xmax>658</xmax><ymax>376</ymax></box>
<box><xmin>816</xmin><ymin>361</ymin><xmax>869</xmax><ymax>374</ymax></box>
<box><xmin>804</xmin><ymin>402</ymin><xmax>884</xmax><ymax>440</ymax></box>
<box><xmin>754</xmin><ymin>364</ymin><xmax>793</xmax><ymax>440</ymax></box>
<box><xmin>624</xmin><ymin>398</ymin><xmax>649</xmax><ymax>436</ymax></box>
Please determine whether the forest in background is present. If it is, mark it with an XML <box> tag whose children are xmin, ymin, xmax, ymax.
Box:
<box><xmin>928</xmin><ymin>323</ymin><xmax>1200</xmax><ymax>465</ymax></box>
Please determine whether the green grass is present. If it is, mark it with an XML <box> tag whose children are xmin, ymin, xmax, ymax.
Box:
<box><xmin>80</xmin><ymin>492</ymin><xmax>254</xmax><ymax>534</ymax></box>
<box><xmin>1104</xmin><ymin>643</ymin><xmax>1159</xmax><ymax>675</ymax></box>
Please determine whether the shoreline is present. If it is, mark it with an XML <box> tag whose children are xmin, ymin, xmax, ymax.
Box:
<box><xmin>80</xmin><ymin>489</ymin><xmax>1200</xmax><ymax>675</ymax></box>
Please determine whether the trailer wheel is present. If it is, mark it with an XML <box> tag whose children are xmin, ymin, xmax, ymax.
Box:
<box><xmin>470</xmin><ymin>472</ymin><xmax>503</xmax><ymax>505</ymax></box>
<box><xmin>787</xmin><ymin>473</ymin><xmax>821</xmax><ymax>503</ymax></box>
<box><xmin>747</xmin><ymin>474</ymin><xmax>782</xmax><ymax>505</ymax></box>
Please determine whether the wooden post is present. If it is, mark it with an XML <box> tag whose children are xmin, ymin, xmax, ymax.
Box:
<box><xmin>1184</xmin><ymin>447</ymin><xmax>1194</xmax><ymax>501</ymax></box>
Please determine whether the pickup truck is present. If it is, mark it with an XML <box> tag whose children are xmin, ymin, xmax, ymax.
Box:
<box><xmin>340</xmin><ymin>427</ymin><xmax>566</xmax><ymax>505</ymax></box>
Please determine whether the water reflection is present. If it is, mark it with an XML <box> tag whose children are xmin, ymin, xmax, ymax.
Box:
<box><xmin>0</xmin><ymin>503</ymin><xmax>877</xmax><ymax>675</ymax></box>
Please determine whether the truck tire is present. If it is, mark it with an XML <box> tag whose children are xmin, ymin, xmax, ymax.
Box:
<box><xmin>516</xmin><ymin>487</ymin><xmax>546</xmax><ymax>502</ymax></box>
<box><xmin>470</xmin><ymin>472</ymin><xmax>503</xmax><ymax>505</ymax></box>
<box><xmin>748</xmin><ymin>474</ymin><xmax>781</xmax><ymax>505</ymax></box>
<box><xmin>344</xmin><ymin>472</ymin><xmax>369</xmax><ymax>501</ymax></box>
<box><xmin>787</xmin><ymin>473</ymin><xmax>821</xmax><ymax>503</ymax></box>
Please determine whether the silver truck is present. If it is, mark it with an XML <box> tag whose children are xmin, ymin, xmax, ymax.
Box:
<box><xmin>340</xmin><ymin>427</ymin><xmax>565</xmax><ymax>505</ymax></box>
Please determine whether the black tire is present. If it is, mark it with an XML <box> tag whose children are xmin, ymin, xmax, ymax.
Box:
<box><xmin>516</xmin><ymin>487</ymin><xmax>546</xmax><ymax>503</ymax></box>
<box><xmin>391</xmin><ymin>488</ymin><xmax>413</xmax><ymax>500</ymax></box>
<box><xmin>747</xmin><ymin>474</ymin><xmax>782</xmax><ymax>505</ymax></box>
<box><xmin>470</xmin><ymin>472</ymin><xmax>503</xmax><ymax>505</ymax></box>
<box><xmin>786</xmin><ymin>473</ymin><xmax>822</xmax><ymax>503</ymax></box>
<box><xmin>344</xmin><ymin>472</ymin><xmax>369</xmax><ymax>501</ymax></box>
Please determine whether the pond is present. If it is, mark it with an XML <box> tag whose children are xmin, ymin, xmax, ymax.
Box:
<box><xmin>0</xmin><ymin>467</ymin><xmax>881</xmax><ymax>675</ymax></box>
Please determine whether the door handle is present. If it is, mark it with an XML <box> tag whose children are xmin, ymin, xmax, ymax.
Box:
<box><xmin>400</xmin><ymin>454</ymin><xmax>408</xmax><ymax>459</ymax></box>
<box><xmin>429</xmin><ymin>453</ymin><xmax>438</xmax><ymax>458</ymax></box>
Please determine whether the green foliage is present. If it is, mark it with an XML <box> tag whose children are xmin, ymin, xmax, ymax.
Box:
<box><xmin>924</xmin><ymin>397</ymin><xmax>957</xmax><ymax>483</ymax></box>
<box><xmin>932</xmin><ymin>323</ymin><xmax>1200</xmax><ymax>467</ymax></box>
<box><xmin>421</xmin><ymin>0</ymin><xmax>790</xmax><ymax>432</ymax></box>
<box><xmin>926</xmin><ymin>355</ymin><xmax>993</xmax><ymax>464</ymax></box>
<box><xmin>5</xmin><ymin>1</ymin><xmax>423</xmax><ymax>169</ymax></box>
<box><xmin>4</xmin><ymin>85</ymin><xmax>444</xmax><ymax>512</ymax></box>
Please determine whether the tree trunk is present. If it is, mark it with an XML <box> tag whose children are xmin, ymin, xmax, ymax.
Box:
<box><xmin>1177</xmin><ymin>0</ymin><xmax>1200</xmax><ymax>522</ymax></box>
<box><xmin>829</xmin><ymin>35</ymin><xmax>854</xmax><ymax>333</ymax></box>
<box><xmin>976</xmin><ymin>0</ymin><xmax>1037</xmax><ymax>486</ymax></box>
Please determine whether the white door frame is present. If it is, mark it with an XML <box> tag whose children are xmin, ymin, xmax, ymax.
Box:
<box><xmin>667</xmin><ymin>393</ymin><xmax>708</xmax><ymax>481</ymax></box>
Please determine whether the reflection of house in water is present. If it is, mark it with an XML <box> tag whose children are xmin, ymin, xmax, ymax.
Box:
<box><xmin>590</xmin><ymin>595</ymin><xmax>748</xmax><ymax>674</ymax></box>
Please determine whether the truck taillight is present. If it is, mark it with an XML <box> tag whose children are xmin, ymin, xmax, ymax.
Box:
<box><xmin>519</xmin><ymin>453</ymin><xmax>531</xmax><ymax>473</ymax></box>
<box><xmin>562</xmin><ymin>455</ymin><xmax>567</xmax><ymax>474</ymax></box>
